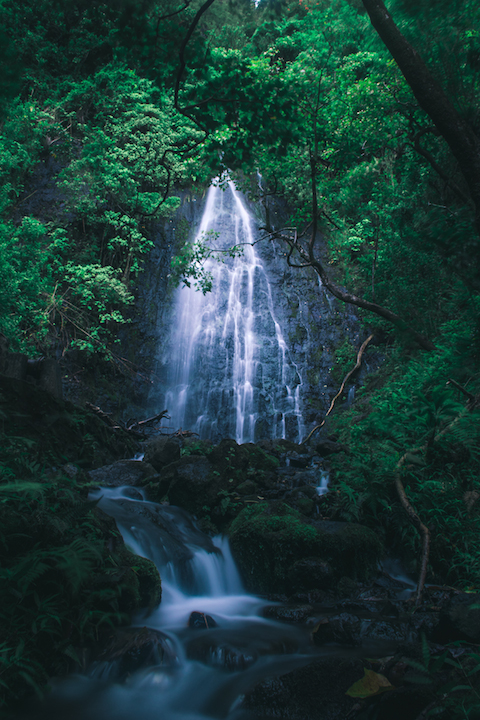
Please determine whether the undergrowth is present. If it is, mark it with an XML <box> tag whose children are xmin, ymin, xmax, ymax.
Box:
<box><xmin>0</xmin><ymin>387</ymin><xmax>148</xmax><ymax>708</ymax></box>
<box><xmin>327</xmin><ymin>307</ymin><xmax>480</xmax><ymax>589</ymax></box>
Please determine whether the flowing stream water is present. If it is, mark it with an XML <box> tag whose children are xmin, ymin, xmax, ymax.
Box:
<box><xmin>28</xmin><ymin>487</ymin><xmax>324</xmax><ymax>720</ymax></box>
<box><xmin>163</xmin><ymin>180</ymin><xmax>304</xmax><ymax>444</ymax></box>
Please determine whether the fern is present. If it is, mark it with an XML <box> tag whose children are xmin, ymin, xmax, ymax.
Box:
<box><xmin>55</xmin><ymin>538</ymin><xmax>102</xmax><ymax>594</ymax></box>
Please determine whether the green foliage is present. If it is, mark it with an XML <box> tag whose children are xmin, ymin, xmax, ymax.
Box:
<box><xmin>0</xmin><ymin>381</ymin><xmax>146</xmax><ymax>706</ymax></box>
<box><xmin>0</xmin><ymin>60</ymin><xmax>205</xmax><ymax>360</ymax></box>
<box><xmin>0</xmin><ymin>0</ymin><xmax>479</xmax><ymax>705</ymax></box>
<box><xmin>169</xmin><ymin>229</ymin><xmax>244</xmax><ymax>294</ymax></box>
<box><xmin>402</xmin><ymin>635</ymin><xmax>480</xmax><ymax>719</ymax></box>
<box><xmin>331</xmin><ymin>338</ymin><xmax>357</xmax><ymax>384</ymax></box>
<box><xmin>180</xmin><ymin>439</ymin><xmax>213</xmax><ymax>457</ymax></box>
<box><xmin>0</xmin><ymin>474</ymin><xmax>129</xmax><ymax>705</ymax></box>
<box><xmin>328</xmin><ymin>308</ymin><xmax>480</xmax><ymax>586</ymax></box>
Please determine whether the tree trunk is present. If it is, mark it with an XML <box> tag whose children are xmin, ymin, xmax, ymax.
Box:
<box><xmin>361</xmin><ymin>0</ymin><xmax>480</xmax><ymax>234</ymax></box>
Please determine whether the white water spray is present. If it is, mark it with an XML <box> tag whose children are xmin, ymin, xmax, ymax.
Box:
<box><xmin>164</xmin><ymin>180</ymin><xmax>303</xmax><ymax>443</ymax></box>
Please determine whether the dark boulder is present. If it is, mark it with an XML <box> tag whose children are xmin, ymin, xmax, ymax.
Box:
<box><xmin>188</xmin><ymin>611</ymin><xmax>218</xmax><ymax>629</ymax></box>
<box><xmin>314</xmin><ymin>438</ymin><xmax>349</xmax><ymax>456</ymax></box>
<box><xmin>144</xmin><ymin>436</ymin><xmax>182</xmax><ymax>472</ymax></box>
<box><xmin>88</xmin><ymin>460</ymin><xmax>157</xmax><ymax>487</ymax></box>
<box><xmin>433</xmin><ymin>592</ymin><xmax>480</xmax><ymax>643</ymax></box>
<box><xmin>263</xmin><ymin>604</ymin><xmax>314</xmax><ymax>623</ymax></box>
<box><xmin>148</xmin><ymin>455</ymin><xmax>214</xmax><ymax>514</ymax></box>
<box><xmin>187</xmin><ymin>638</ymin><xmax>258</xmax><ymax>671</ymax></box>
<box><xmin>288</xmin><ymin>557</ymin><xmax>334</xmax><ymax>591</ymax></box>
<box><xmin>97</xmin><ymin>627</ymin><xmax>175</xmax><ymax>681</ymax></box>
<box><xmin>243</xmin><ymin>657</ymin><xmax>363</xmax><ymax>720</ymax></box>
<box><xmin>312</xmin><ymin>613</ymin><xmax>362</xmax><ymax>646</ymax></box>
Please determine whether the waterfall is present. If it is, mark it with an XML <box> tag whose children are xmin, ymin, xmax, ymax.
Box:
<box><xmin>163</xmin><ymin>180</ymin><xmax>304</xmax><ymax>443</ymax></box>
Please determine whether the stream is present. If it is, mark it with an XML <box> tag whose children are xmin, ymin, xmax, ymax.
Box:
<box><xmin>26</xmin><ymin>487</ymin><xmax>317</xmax><ymax>720</ymax></box>
<box><xmin>22</xmin><ymin>486</ymin><xmax>402</xmax><ymax>720</ymax></box>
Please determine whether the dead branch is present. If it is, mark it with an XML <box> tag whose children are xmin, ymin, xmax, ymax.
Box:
<box><xmin>302</xmin><ymin>334</ymin><xmax>374</xmax><ymax>445</ymax></box>
<box><xmin>86</xmin><ymin>402</ymin><xmax>117</xmax><ymax>428</ymax></box>
<box><xmin>395</xmin><ymin>383</ymin><xmax>480</xmax><ymax>605</ymax></box>
<box><xmin>170</xmin><ymin>428</ymin><xmax>199</xmax><ymax>439</ymax></box>
<box><xmin>447</xmin><ymin>377</ymin><xmax>476</xmax><ymax>404</ymax></box>
<box><xmin>394</xmin><ymin>447</ymin><xmax>430</xmax><ymax>606</ymax></box>
<box><xmin>126</xmin><ymin>410</ymin><xmax>170</xmax><ymax>432</ymax></box>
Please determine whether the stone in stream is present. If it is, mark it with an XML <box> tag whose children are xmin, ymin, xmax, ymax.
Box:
<box><xmin>187</xmin><ymin>637</ymin><xmax>258</xmax><ymax>671</ymax></box>
<box><xmin>187</xmin><ymin>611</ymin><xmax>218</xmax><ymax>630</ymax></box>
<box><xmin>95</xmin><ymin>627</ymin><xmax>176</xmax><ymax>681</ymax></box>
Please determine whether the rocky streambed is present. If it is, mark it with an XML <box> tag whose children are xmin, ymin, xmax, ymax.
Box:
<box><xmin>54</xmin><ymin>433</ymin><xmax>480</xmax><ymax>720</ymax></box>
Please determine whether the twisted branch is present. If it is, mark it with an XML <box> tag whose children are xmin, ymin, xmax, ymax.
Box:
<box><xmin>302</xmin><ymin>334</ymin><xmax>374</xmax><ymax>444</ymax></box>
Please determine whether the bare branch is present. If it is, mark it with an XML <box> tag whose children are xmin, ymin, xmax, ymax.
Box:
<box><xmin>302</xmin><ymin>334</ymin><xmax>374</xmax><ymax>444</ymax></box>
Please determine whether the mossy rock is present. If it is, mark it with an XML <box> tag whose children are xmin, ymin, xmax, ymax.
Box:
<box><xmin>147</xmin><ymin>455</ymin><xmax>217</xmax><ymax>513</ymax></box>
<box><xmin>229</xmin><ymin>502</ymin><xmax>382</xmax><ymax>594</ymax></box>
<box><xmin>145</xmin><ymin>440</ymin><xmax>281</xmax><ymax>528</ymax></box>
<box><xmin>93</xmin><ymin>512</ymin><xmax>162</xmax><ymax>614</ymax></box>
<box><xmin>134</xmin><ymin>555</ymin><xmax>162</xmax><ymax>610</ymax></box>
<box><xmin>0</xmin><ymin>375</ymin><xmax>137</xmax><ymax>471</ymax></box>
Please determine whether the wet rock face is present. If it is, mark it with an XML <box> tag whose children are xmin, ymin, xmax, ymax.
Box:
<box><xmin>228</xmin><ymin>501</ymin><xmax>382</xmax><ymax>595</ymax></box>
<box><xmin>138</xmin><ymin>184</ymin><xmax>383</xmax><ymax>443</ymax></box>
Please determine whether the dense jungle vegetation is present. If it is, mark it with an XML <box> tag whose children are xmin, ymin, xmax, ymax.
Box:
<box><xmin>1</xmin><ymin>0</ymin><xmax>480</xmax><ymax>713</ymax></box>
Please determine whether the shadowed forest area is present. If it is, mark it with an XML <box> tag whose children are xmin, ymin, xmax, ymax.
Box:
<box><xmin>1</xmin><ymin>1</ymin><xmax>480</xmax><ymax>718</ymax></box>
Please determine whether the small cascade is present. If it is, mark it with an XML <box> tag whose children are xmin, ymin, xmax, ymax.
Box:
<box><xmin>28</xmin><ymin>487</ymin><xmax>317</xmax><ymax>720</ymax></box>
<box><xmin>346</xmin><ymin>386</ymin><xmax>355</xmax><ymax>407</ymax></box>
<box><xmin>316</xmin><ymin>470</ymin><xmax>330</xmax><ymax>496</ymax></box>
<box><xmin>162</xmin><ymin>180</ymin><xmax>303</xmax><ymax>443</ymax></box>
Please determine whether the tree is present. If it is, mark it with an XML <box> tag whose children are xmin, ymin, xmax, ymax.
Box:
<box><xmin>361</xmin><ymin>0</ymin><xmax>480</xmax><ymax>242</ymax></box>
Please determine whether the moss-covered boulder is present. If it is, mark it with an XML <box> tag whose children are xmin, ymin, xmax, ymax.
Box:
<box><xmin>144</xmin><ymin>439</ymin><xmax>281</xmax><ymax>530</ymax></box>
<box><xmin>147</xmin><ymin>455</ymin><xmax>214</xmax><ymax>513</ymax></box>
<box><xmin>114</xmin><ymin>547</ymin><xmax>162</xmax><ymax>613</ymax></box>
<box><xmin>229</xmin><ymin>501</ymin><xmax>382</xmax><ymax>594</ymax></box>
<box><xmin>88</xmin><ymin>459</ymin><xmax>158</xmax><ymax>487</ymax></box>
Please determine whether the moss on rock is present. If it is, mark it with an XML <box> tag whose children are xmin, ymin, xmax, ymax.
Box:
<box><xmin>229</xmin><ymin>501</ymin><xmax>382</xmax><ymax>594</ymax></box>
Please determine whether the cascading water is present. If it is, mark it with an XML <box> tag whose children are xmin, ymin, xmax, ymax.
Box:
<box><xmin>163</xmin><ymin>180</ymin><xmax>304</xmax><ymax>443</ymax></box>
<box><xmin>27</xmin><ymin>487</ymin><xmax>320</xmax><ymax>720</ymax></box>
